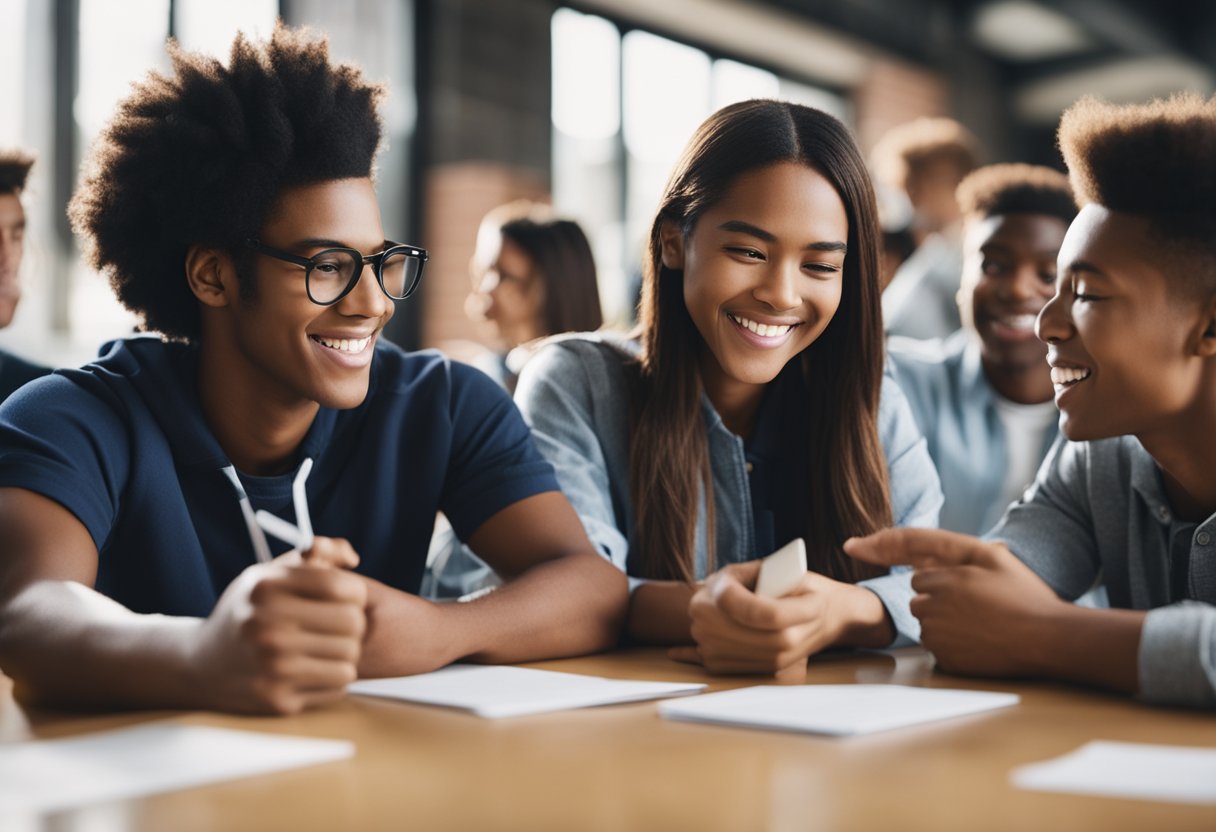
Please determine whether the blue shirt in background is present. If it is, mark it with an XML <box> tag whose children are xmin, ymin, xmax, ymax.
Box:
<box><xmin>887</xmin><ymin>330</ymin><xmax>1058</xmax><ymax>535</ymax></box>
<box><xmin>0</xmin><ymin>347</ymin><xmax>49</xmax><ymax>404</ymax></box>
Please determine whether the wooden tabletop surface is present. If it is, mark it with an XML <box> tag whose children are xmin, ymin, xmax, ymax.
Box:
<box><xmin>3</xmin><ymin>647</ymin><xmax>1214</xmax><ymax>831</ymax></box>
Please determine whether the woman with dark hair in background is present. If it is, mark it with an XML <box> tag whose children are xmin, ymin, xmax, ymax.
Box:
<box><xmin>465</xmin><ymin>200</ymin><xmax>602</xmax><ymax>391</ymax></box>
<box><xmin>424</xmin><ymin>201</ymin><xmax>606</xmax><ymax>598</ymax></box>
<box><xmin>516</xmin><ymin>99</ymin><xmax>942</xmax><ymax>676</ymax></box>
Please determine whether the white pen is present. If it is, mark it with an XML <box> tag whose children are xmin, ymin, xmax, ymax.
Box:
<box><xmin>221</xmin><ymin>465</ymin><xmax>273</xmax><ymax>564</ymax></box>
<box><xmin>255</xmin><ymin>509</ymin><xmax>309</xmax><ymax>551</ymax></box>
<box><xmin>292</xmin><ymin>457</ymin><xmax>314</xmax><ymax>551</ymax></box>
<box><xmin>253</xmin><ymin>457</ymin><xmax>316</xmax><ymax>554</ymax></box>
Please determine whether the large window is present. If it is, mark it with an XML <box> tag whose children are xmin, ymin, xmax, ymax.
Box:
<box><xmin>69</xmin><ymin>0</ymin><xmax>280</xmax><ymax>357</ymax></box>
<box><xmin>0</xmin><ymin>1</ymin><xmax>280</xmax><ymax>366</ymax></box>
<box><xmin>551</xmin><ymin>7</ymin><xmax>848</xmax><ymax>326</ymax></box>
<box><xmin>0</xmin><ymin>0</ymin><xmax>419</xmax><ymax>365</ymax></box>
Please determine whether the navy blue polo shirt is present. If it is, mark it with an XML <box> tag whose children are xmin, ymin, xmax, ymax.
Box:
<box><xmin>0</xmin><ymin>336</ymin><xmax>558</xmax><ymax>617</ymax></box>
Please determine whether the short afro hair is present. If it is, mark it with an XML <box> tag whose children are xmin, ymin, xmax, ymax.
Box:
<box><xmin>871</xmin><ymin>117</ymin><xmax>979</xmax><ymax>190</ymax></box>
<box><xmin>1058</xmin><ymin>93</ymin><xmax>1216</xmax><ymax>292</ymax></box>
<box><xmin>956</xmin><ymin>163</ymin><xmax>1076</xmax><ymax>224</ymax></box>
<box><xmin>69</xmin><ymin>23</ymin><xmax>385</xmax><ymax>341</ymax></box>
<box><xmin>0</xmin><ymin>150</ymin><xmax>35</xmax><ymax>195</ymax></box>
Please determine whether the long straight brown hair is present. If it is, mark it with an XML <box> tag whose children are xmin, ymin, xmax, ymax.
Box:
<box><xmin>628</xmin><ymin>99</ymin><xmax>890</xmax><ymax>583</ymax></box>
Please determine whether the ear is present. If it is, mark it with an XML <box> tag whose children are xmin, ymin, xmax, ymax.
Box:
<box><xmin>1198</xmin><ymin>295</ymin><xmax>1216</xmax><ymax>358</ymax></box>
<box><xmin>658</xmin><ymin>219</ymin><xmax>685</xmax><ymax>271</ymax></box>
<box><xmin>184</xmin><ymin>245</ymin><xmax>236</xmax><ymax>309</ymax></box>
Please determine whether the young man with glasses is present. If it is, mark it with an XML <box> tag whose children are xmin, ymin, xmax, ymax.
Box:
<box><xmin>0</xmin><ymin>25</ymin><xmax>626</xmax><ymax>714</ymax></box>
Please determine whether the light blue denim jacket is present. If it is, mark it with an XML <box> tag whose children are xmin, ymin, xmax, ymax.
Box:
<box><xmin>887</xmin><ymin>330</ymin><xmax>1058</xmax><ymax>536</ymax></box>
<box><xmin>514</xmin><ymin>334</ymin><xmax>944</xmax><ymax>645</ymax></box>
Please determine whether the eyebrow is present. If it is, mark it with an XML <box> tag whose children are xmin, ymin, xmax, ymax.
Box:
<box><xmin>1063</xmin><ymin>260</ymin><xmax>1109</xmax><ymax>279</ymax></box>
<box><xmin>717</xmin><ymin>220</ymin><xmax>847</xmax><ymax>254</ymax></box>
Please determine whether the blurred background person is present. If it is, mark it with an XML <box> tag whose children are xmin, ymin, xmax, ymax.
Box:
<box><xmin>875</xmin><ymin>184</ymin><xmax>918</xmax><ymax>292</ymax></box>
<box><xmin>872</xmin><ymin>117</ymin><xmax>980</xmax><ymax>339</ymax></box>
<box><xmin>887</xmin><ymin>163</ymin><xmax>1074</xmax><ymax>536</ymax></box>
<box><xmin>0</xmin><ymin>149</ymin><xmax>50</xmax><ymax>401</ymax></box>
<box><xmin>426</xmin><ymin>200</ymin><xmax>604</xmax><ymax>599</ymax></box>
<box><xmin>462</xmin><ymin>200</ymin><xmax>603</xmax><ymax>392</ymax></box>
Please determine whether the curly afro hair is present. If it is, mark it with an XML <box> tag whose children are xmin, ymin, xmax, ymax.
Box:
<box><xmin>68</xmin><ymin>23</ymin><xmax>385</xmax><ymax>341</ymax></box>
<box><xmin>956</xmin><ymin>163</ymin><xmax>1075</xmax><ymax>224</ymax></box>
<box><xmin>0</xmin><ymin>149</ymin><xmax>35</xmax><ymax>195</ymax></box>
<box><xmin>1057</xmin><ymin>93</ymin><xmax>1216</xmax><ymax>292</ymax></box>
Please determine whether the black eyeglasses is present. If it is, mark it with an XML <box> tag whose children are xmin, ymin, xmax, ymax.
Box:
<box><xmin>246</xmin><ymin>239</ymin><xmax>428</xmax><ymax>305</ymax></box>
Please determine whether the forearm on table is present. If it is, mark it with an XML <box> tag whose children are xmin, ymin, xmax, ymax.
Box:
<box><xmin>361</xmin><ymin>551</ymin><xmax>627</xmax><ymax>674</ymax></box>
<box><xmin>832</xmin><ymin>581</ymin><xmax>897</xmax><ymax>649</ymax></box>
<box><xmin>1023</xmin><ymin>604</ymin><xmax>1144</xmax><ymax>695</ymax></box>
<box><xmin>0</xmin><ymin>580</ymin><xmax>202</xmax><ymax>709</ymax></box>
<box><xmin>625</xmin><ymin>580</ymin><xmax>696</xmax><ymax>645</ymax></box>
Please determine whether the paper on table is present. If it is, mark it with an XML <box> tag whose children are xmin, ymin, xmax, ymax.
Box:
<box><xmin>658</xmin><ymin>684</ymin><xmax>1018</xmax><ymax>736</ymax></box>
<box><xmin>349</xmin><ymin>665</ymin><xmax>706</xmax><ymax>718</ymax></box>
<box><xmin>0</xmin><ymin>723</ymin><xmax>353</xmax><ymax>818</ymax></box>
<box><xmin>1011</xmin><ymin>740</ymin><xmax>1216</xmax><ymax>805</ymax></box>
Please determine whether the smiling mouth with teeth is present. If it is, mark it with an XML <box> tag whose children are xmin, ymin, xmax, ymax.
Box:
<box><xmin>995</xmin><ymin>314</ymin><xmax>1038</xmax><ymax>330</ymax></box>
<box><xmin>728</xmin><ymin>313</ymin><xmax>798</xmax><ymax>338</ymax></box>
<box><xmin>1050</xmin><ymin>366</ymin><xmax>1091</xmax><ymax>386</ymax></box>
<box><xmin>311</xmin><ymin>334</ymin><xmax>372</xmax><ymax>354</ymax></box>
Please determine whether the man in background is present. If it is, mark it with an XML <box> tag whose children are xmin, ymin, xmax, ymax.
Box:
<box><xmin>872</xmin><ymin>118</ymin><xmax>979</xmax><ymax>339</ymax></box>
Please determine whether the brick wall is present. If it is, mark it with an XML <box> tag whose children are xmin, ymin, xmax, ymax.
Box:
<box><xmin>418</xmin><ymin>161</ymin><xmax>549</xmax><ymax>350</ymax></box>
<box><xmin>853</xmin><ymin>57</ymin><xmax>951</xmax><ymax>155</ymax></box>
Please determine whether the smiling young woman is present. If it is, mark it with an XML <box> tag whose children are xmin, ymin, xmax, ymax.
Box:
<box><xmin>516</xmin><ymin>100</ymin><xmax>943</xmax><ymax>676</ymax></box>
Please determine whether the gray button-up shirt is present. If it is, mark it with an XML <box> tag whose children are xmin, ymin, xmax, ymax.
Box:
<box><xmin>987</xmin><ymin>434</ymin><xmax>1216</xmax><ymax>707</ymax></box>
<box><xmin>515</xmin><ymin>334</ymin><xmax>944</xmax><ymax>646</ymax></box>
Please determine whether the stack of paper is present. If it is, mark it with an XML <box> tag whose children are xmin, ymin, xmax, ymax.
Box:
<box><xmin>350</xmin><ymin>665</ymin><xmax>706</xmax><ymax>718</ymax></box>
<box><xmin>658</xmin><ymin>684</ymin><xmax>1019</xmax><ymax>736</ymax></box>
<box><xmin>0</xmin><ymin>724</ymin><xmax>353</xmax><ymax>818</ymax></box>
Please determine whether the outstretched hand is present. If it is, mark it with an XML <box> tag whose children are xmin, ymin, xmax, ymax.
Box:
<box><xmin>843</xmin><ymin>529</ymin><xmax>1063</xmax><ymax>677</ymax></box>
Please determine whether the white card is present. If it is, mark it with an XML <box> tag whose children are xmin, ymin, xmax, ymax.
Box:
<box><xmin>0</xmin><ymin>724</ymin><xmax>353</xmax><ymax>818</ymax></box>
<box><xmin>659</xmin><ymin>684</ymin><xmax>1019</xmax><ymax>737</ymax></box>
<box><xmin>350</xmin><ymin>665</ymin><xmax>706</xmax><ymax>719</ymax></box>
<box><xmin>1011</xmin><ymin>740</ymin><xmax>1216</xmax><ymax>805</ymax></box>
<box><xmin>755</xmin><ymin>538</ymin><xmax>807</xmax><ymax>598</ymax></box>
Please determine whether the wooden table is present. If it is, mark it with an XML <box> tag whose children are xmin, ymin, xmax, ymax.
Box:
<box><xmin>3</xmin><ymin>648</ymin><xmax>1214</xmax><ymax>831</ymax></box>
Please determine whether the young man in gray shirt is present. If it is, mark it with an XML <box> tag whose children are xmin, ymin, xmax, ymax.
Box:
<box><xmin>847</xmin><ymin>93</ymin><xmax>1216</xmax><ymax>709</ymax></box>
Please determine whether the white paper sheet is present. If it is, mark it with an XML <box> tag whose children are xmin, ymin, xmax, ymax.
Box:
<box><xmin>1011</xmin><ymin>740</ymin><xmax>1216</xmax><ymax>804</ymax></box>
<box><xmin>349</xmin><ymin>665</ymin><xmax>706</xmax><ymax>718</ymax></box>
<box><xmin>658</xmin><ymin>684</ymin><xmax>1019</xmax><ymax>736</ymax></box>
<box><xmin>0</xmin><ymin>723</ymin><xmax>353</xmax><ymax>818</ymax></box>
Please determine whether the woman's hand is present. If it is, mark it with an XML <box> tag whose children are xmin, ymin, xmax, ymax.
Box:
<box><xmin>668</xmin><ymin>560</ymin><xmax>885</xmax><ymax>676</ymax></box>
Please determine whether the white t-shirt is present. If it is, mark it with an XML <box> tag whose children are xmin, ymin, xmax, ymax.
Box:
<box><xmin>993</xmin><ymin>396</ymin><xmax>1058</xmax><ymax>509</ymax></box>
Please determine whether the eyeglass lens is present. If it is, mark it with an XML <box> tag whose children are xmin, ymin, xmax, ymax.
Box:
<box><xmin>308</xmin><ymin>249</ymin><xmax>422</xmax><ymax>304</ymax></box>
